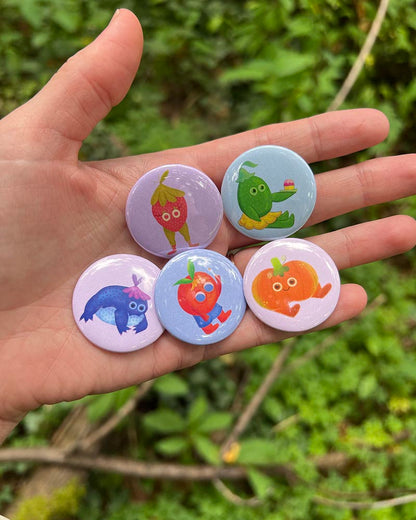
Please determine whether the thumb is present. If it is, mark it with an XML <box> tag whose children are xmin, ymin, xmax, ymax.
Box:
<box><xmin>10</xmin><ymin>9</ymin><xmax>143</xmax><ymax>159</ymax></box>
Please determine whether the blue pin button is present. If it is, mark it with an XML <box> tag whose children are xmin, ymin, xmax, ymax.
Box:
<box><xmin>154</xmin><ymin>249</ymin><xmax>246</xmax><ymax>345</ymax></box>
<box><xmin>221</xmin><ymin>145</ymin><xmax>316</xmax><ymax>240</ymax></box>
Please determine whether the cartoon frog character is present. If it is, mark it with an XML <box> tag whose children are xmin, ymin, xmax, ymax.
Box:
<box><xmin>236</xmin><ymin>161</ymin><xmax>297</xmax><ymax>230</ymax></box>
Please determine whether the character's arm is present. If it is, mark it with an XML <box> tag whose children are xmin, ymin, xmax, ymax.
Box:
<box><xmin>271</xmin><ymin>190</ymin><xmax>297</xmax><ymax>202</ymax></box>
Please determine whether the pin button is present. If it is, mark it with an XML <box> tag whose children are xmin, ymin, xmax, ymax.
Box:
<box><xmin>243</xmin><ymin>238</ymin><xmax>340</xmax><ymax>332</ymax></box>
<box><xmin>126</xmin><ymin>165</ymin><xmax>223</xmax><ymax>258</ymax></box>
<box><xmin>154</xmin><ymin>249</ymin><xmax>246</xmax><ymax>345</ymax></box>
<box><xmin>72</xmin><ymin>254</ymin><xmax>164</xmax><ymax>352</ymax></box>
<box><xmin>221</xmin><ymin>145</ymin><xmax>316</xmax><ymax>240</ymax></box>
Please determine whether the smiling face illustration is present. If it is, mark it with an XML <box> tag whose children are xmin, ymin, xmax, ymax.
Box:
<box><xmin>252</xmin><ymin>257</ymin><xmax>332</xmax><ymax>317</ymax></box>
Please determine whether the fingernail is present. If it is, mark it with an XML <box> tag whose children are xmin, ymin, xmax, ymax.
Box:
<box><xmin>109</xmin><ymin>9</ymin><xmax>121</xmax><ymax>24</ymax></box>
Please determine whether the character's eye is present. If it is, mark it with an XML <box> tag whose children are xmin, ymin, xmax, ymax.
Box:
<box><xmin>162</xmin><ymin>212</ymin><xmax>171</xmax><ymax>221</ymax></box>
<box><xmin>258</xmin><ymin>184</ymin><xmax>266</xmax><ymax>192</ymax></box>
<box><xmin>137</xmin><ymin>303</ymin><xmax>146</xmax><ymax>312</ymax></box>
<box><xmin>272</xmin><ymin>282</ymin><xmax>283</xmax><ymax>292</ymax></box>
<box><xmin>129</xmin><ymin>301</ymin><xmax>138</xmax><ymax>310</ymax></box>
<box><xmin>172</xmin><ymin>209</ymin><xmax>181</xmax><ymax>218</ymax></box>
<box><xmin>287</xmin><ymin>277</ymin><xmax>297</xmax><ymax>287</ymax></box>
<box><xmin>249</xmin><ymin>187</ymin><xmax>258</xmax><ymax>196</ymax></box>
<box><xmin>204</xmin><ymin>282</ymin><xmax>214</xmax><ymax>292</ymax></box>
<box><xmin>195</xmin><ymin>291</ymin><xmax>206</xmax><ymax>302</ymax></box>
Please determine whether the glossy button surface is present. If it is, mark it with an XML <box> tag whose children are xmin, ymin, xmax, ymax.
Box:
<box><xmin>126</xmin><ymin>164</ymin><xmax>223</xmax><ymax>258</ymax></box>
<box><xmin>72</xmin><ymin>254</ymin><xmax>164</xmax><ymax>352</ymax></box>
<box><xmin>243</xmin><ymin>239</ymin><xmax>340</xmax><ymax>332</ymax></box>
<box><xmin>221</xmin><ymin>145</ymin><xmax>316</xmax><ymax>240</ymax></box>
<box><xmin>155</xmin><ymin>249</ymin><xmax>246</xmax><ymax>345</ymax></box>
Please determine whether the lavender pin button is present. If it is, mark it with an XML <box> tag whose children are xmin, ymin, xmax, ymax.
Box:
<box><xmin>72</xmin><ymin>254</ymin><xmax>164</xmax><ymax>352</ymax></box>
<box><xmin>126</xmin><ymin>164</ymin><xmax>223</xmax><ymax>258</ymax></box>
<box><xmin>243</xmin><ymin>239</ymin><xmax>340</xmax><ymax>332</ymax></box>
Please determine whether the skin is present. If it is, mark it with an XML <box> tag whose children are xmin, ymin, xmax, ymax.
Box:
<box><xmin>1</xmin><ymin>9</ymin><xmax>416</xmax><ymax>443</ymax></box>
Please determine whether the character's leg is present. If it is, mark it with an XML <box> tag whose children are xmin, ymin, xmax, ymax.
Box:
<box><xmin>218</xmin><ymin>309</ymin><xmax>232</xmax><ymax>323</ymax></box>
<box><xmin>164</xmin><ymin>228</ymin><xmax>177</xmax><ymax>255</ymax></box>
<box><xmin>134</xmin><ymin>315</ymin><xmax>148</xmax><ymax>333</ymax></box>
<box><xmin>267</xmin><ymin>211</ymin><xmax>295</xmax><ymax>229</ymax></box>
<box><xmin>202</xmin><ymin>323</ymin><xmax>219</xmax><ymax>334</ymax></box>
<box><xmin>114</xmin><ymin>308</ymin><xmax>130</xmax><ymax>334</ymax></box>
<box><xmin>313</xmin><ymin>283</ymin><xmax>332</xmax><ymax>299</ymax></box>
<box><xmin>80</xmin><ymin>297</ymin><xmax>101</xmax><ymax>322</ymax></box>
<box><xmin>179</xmin><ymin>222</ymin><xmax>199</xmax><ymax>247</ymax></box>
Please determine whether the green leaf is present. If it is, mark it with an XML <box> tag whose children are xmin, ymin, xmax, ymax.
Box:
<box><xmin>173</xmin><ymin>278</ymin><xmax>192</xmax><ymax>286</ymax></box>
<box><xmin>247</xmin><ymin>467</ymin><xmax>274</xmax><ymax>499</ymax></box>
<box><xmin>188</xmin><ymin>395</ymin><xmax>208</xmax><ymax>425</ymax></box>
<box><xmin>238</xmin><ymin>438</ymin><xmax>280</xmax><ymax>465</ymax></box>
<box><xmin>143</xmin><ymin>409</ymin><xmax>186</xmax><ymax>434</ymax></box>
<box><xmin>154</xmin><ymin>374</ymin><xmax>189</xmax><ymax>396</ymax></box>
<box><xmin>155</xmin><ymin>436</ymin><xmax>188</xmax><ymax>456</ymax></box>
<box><xmin>196</xmin><ymin>412</ymin><xmax>233</xmax><ymax>433</ymax></box>
<box><xmin>192</xmin><ymin>434</ymin><xmax>220</xmax><ymax>465</ymax></box>
<box><xmin>187</xmin><ymin>259</ymin><xmax>195</xmax><ymax>280</ymax></box>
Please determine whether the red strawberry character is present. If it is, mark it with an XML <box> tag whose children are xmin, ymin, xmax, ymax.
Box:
<box><xmin>174</xmin><ymin>260</ymin><xmax>231</xmax><ymax>334</ymax></box>
<box><xmin>151</xmin><ymin>170</ymin><xmax>199</xmax><ymax>255</ymax></box>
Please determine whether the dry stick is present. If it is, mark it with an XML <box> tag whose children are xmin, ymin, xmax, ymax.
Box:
<box><xmin>0</xmin><ymin>447</ymin><xmax>343</xmax><ymax>481</ymax></box>
<box><xmin>213</xmin><ymin>340</ymin><xmax>296</xmax><ymax>506</ymax></box>
<box><xmin>76</xmin><ymin>380</ymin><xmax>155</xmax><ymax>452</ymax></box>
<box><xmin>220</xmin><ymin>339</ymin><xmax>296</xmax><ymax>457</ymax></box>
<box><xmin>313</xmin><ymin>493</ymin><xmax>416</xmax><ymax>511</ymax></box>
<box><xmin>326</xmin><ymin>0</ymin><xmax>390</xmax><ymax>112</ymax></box>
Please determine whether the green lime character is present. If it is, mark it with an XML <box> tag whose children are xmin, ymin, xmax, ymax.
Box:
<box><xmin>236</xmin><ymin>161</ymin><xmax>297</xmax><ymax>230</ymax></box>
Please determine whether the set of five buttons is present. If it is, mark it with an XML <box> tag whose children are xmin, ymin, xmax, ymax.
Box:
<box><xmin>73</xmin><ymin>146</ymin><xmax>340</xmax><ymax>352</ymax></box>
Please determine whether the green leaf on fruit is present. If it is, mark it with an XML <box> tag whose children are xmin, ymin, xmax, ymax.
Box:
<box><xmin>271</xmin><ymin>257</ymin><xmax>289</xmax><ymax>277</ymax></box>
<box><xmin>187</xmin><ymin>259</ymin><xmax>195</xmax><ymax>280</ymax></box>
<box><xmin>173</xmin><ymin>278</ymin><xmax>192</xmax><ymax>286</ymax></box>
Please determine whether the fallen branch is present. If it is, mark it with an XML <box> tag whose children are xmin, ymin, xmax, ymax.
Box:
<box><xmin>0</xmin><ymin>447</ymin><xmax>346</xmax><ymax>482</ymax></box>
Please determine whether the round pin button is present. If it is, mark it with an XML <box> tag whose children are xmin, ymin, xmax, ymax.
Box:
<box><xmin>221</xmin><ymin>145</ymin><xmax>316</xmax><ymax>240</ymax></box>
<box><xmin>72</xmin><ymin>254</ymin><xmax>164</xmax><ymax>352</ymax></box>
<box><xmin>126</xmin><ymin>164</ymin><xmax>223</xmax><ymax>258</ymax></box>
<box><xmin>154</xmin><ymin>249</ymin><xmax>246</xmax><ymax>345</ymax></box>
<box><xmin>243</xmin><ymin>239</ymin><xmax>340</xmax><ymax>332</ymax></box>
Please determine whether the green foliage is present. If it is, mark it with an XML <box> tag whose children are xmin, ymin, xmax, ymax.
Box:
<box><xmin>14</xmin><ymin>479</ymin><xmax>85</xmax><ymax>520</ymax></box>
<box><xmin>2</xmin><ymin>0</ymin><xmax>416</xmax><ymax>518</ymax></box>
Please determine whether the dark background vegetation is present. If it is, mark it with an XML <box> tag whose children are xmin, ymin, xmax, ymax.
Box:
<box><xmin>1</xmin><ymin>0</ymin><xmax>415</xmax><ymax>518</ymax></box>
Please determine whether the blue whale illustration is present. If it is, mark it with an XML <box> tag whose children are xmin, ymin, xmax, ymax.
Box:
<box><xmin>80</xmin><ymin>275</ymin><xmax>151</xmax><ymax>335</ymax></box>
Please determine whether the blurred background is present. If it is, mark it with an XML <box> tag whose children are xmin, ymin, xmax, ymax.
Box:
<box><xmin>1</xmin><ymin>1</ymin><xmax>415</xmax><ymax>519</ymax></box>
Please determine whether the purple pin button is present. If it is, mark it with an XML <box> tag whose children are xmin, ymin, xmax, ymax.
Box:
<box><xmin>243</xmin><ymin>239</ymin><xmax>340</xmax><ymax>332</ymax></box>
<box><xmin>126</xmin><ymin>165</ymin><xmax>223</xmax><ymax>258</ymax></box>
<box><xmin>72</xmin><ymin>254</ymin><xmax>164</xmax><ymax>352</ymax></box>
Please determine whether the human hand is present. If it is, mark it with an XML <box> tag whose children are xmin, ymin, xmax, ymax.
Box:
<box><xmin>1</xmin><ymin>9</ymin><xmax>415</xmax><ymax>441</ymax></box>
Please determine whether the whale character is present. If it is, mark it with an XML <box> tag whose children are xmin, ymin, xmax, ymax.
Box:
<box><xmin>80</xmin><ymin>274</ymin><xmax>151</xmax><ymax>334</ymax></box>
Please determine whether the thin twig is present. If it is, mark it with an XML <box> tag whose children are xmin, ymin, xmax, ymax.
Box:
<box><xmin>213</xmin><ymin>479</ymin><xmax>262</xmax><ymax>507</ymax></box>
<box><xmin>327</xmin><ymin>0</ymin><xmax>390</xmax><ymax>111</ymax></box>
<box><xmin>313</xmin><ymin>493</ymin><xmax>416</xmax><ymax>511</ymax></box>
<box><xmin>221</xmin><ymin>339</ymin><xmax>296</xmax><ymax>457</ymax></box>
<box><xmin>76</xmin><ymin>380</ymin><xmax>154</xmax><ymax>452</ymax></box>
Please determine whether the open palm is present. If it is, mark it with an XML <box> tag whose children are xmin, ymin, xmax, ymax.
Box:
<box><xmin>1</xmin><ymin>9</ymin><xmax>415</xmax><ymax>438</ymax></box>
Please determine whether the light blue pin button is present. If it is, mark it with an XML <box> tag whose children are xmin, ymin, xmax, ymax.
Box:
<box><xmin>221</xmin><ymin>145</ymin><xmax>316</xmax><ymax>240</ymax></box>
<box><xmin>154</xmin><ymin>249</ymin><xmax>246</xmax><ymax>345</ymax></box>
